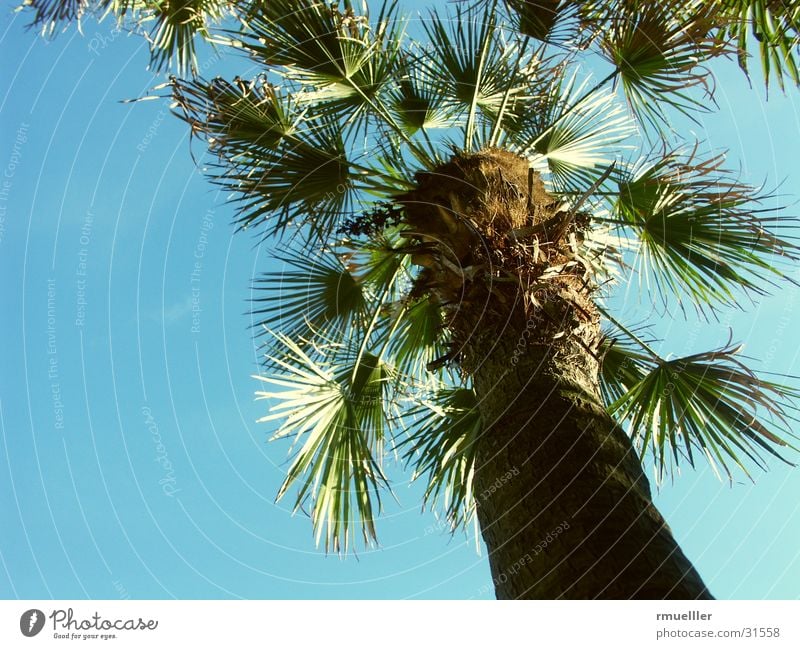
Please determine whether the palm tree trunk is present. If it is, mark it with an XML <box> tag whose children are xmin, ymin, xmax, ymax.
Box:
<box><xmin>400</xmin><ymin>148</ymin><xmax>712</xmax><ymax>599</ymax></box>
<box><xmin>469</xmin><ymin>317</ymin><xmax>712</xmax><ymax>599</ymax></box>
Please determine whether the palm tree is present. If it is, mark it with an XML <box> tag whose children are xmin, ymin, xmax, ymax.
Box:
<box><xmin>21</xmin><ymin>0</ymin><xmax>800</xmax><ymax>599</ymax></box>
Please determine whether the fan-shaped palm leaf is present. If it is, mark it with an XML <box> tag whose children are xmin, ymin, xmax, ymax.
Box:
<box><xmin>609</xmin><ymin>148</ymin><xmax>800</xmax><ymax>312</ymax></box>
<box><xmin>712</xmin><ymin>0</ymin><xmax>800</xmax><ymax>90</ymax></box>
<box><xmin>340</xmin><ymin>228</ymin><xmax>412</xmax><ymax>296</ymax></box>
<box><xmin>143</xmin><ymin>0</ymin><xmax>228</xmax><ymax>75</ymax></box>
<box><xmin>22</xmin><ymin>0</ymin><xmax>230</xmax><ymax>74</ymax></box>
<box><xmin>381</xmin><ymin>296</ymin><xmax>447</xmax><ymax>381</ymax></box>
<box><xmin>517</xmin><ymin>71</ymin><xmax>634</xmax><ymax>192</ymax></box>
<box><xmin>602</xmin><ymin>335</ymin><xmax>799</xmax><ymax>481</ymax></box>
<box><xmin>389</xmin><ymin>60</ymin><xmax>462</xmax><ymax>133</ymax></box>
<box><xmin>418</xmin><ymin>3</ymin><xmax>541</xmax><ymax>148</ymax></box>
<box><xmin>503</xmin><ymin>0</ymin><xmax>584</xmax><ymax>43</ymax></box>
<box><xmin>170</xmin><ymin>76</ymin><xmax>405</xmax><ymax>238</ymax></box>
<box><xmin>401</xmin><ymin>387</ymin><xmax>481</xmax><ymax>529</ymax></box>
<box><xmin>256</xmin><ymin>333</ymin><xmax>392</xmax><ymax>551</ymax></box>
<box><xmin>252</xmin><ymin>248</ymin><xmax>368</xmax><ymax>367</ymax></box>
<box><xmin>21</xmin><ymin>0</ymin><xmax>99</xmax><ymax>32</ymax></box>
<box><xmin>239</xmin><ymin>1</ymin><xmax>409</xmax><ymax>132</ymax></box>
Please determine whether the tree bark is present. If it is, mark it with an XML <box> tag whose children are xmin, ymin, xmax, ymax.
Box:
<box><xmin>400</xmin><ymin>148</ymin><xmax>712</xmax><ymax>599</ymax></box>
<box><xmin>469</xmin><ymin>320</ymin><xmax>712</xmax><ymax>599</ymax></box>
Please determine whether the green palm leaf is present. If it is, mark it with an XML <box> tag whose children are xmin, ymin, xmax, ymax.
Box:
<box><xmin>382</xmin><ymin>296</ymin><xmax>447</xmax><ymax>381</ymax></box>
<box><xmin>340</xmin><ymin>227</ymin><xmax>412</xmax><ymax>294</ymax></box>
<box><xmin>401</xmin><ymin>387</ymin><xmax>481</xmax><ymax>530</ymax></box>
<box><xmin>256</xmin><ymin>333</ymin><xmax>392</xmax><ymax>552</ymax></box>
<box><xmin>22</xmin><ymin>0</ymin><xmax>229</xmax><ymax>75</ymax></box>
<box><xmin>418</xmin><ymin>4</ymin><xmax>540</xmax><ymax>148</ymax></box>
<box><xmin>602</xmin><ymin>335</ymin><xmax>799</xmax><ymax>481</ymax></box>
<box><xmin>252</xmin><ymin>248</ymin><xmax>368</xmax><ymax>368</ymax></box>
<box><xmin>143</xmin><ymin>0</ymin><xmax>228</xmax><ymax>75</ymax></box>
<box><xmin>712</xmin><ymin>0</ymin><xmax>800</xmax><ymax>90</ymax></box>
<box><xmin>599</xmin><ymin>0</ymin><xmax>728</xmax><ymax>128</ymax></box>
<box><xmin>610</xmin><ymin>149</ymin><xmax>800</xmax><ymax>311</ymax></box>
<box><xmin>517</xmin><ymin>71</ymin><xmax>634</xmax><ymax>193</ymax></box>
<box><xmin>504</xmin><ymin>0</ymin><xmax>584</xmax><ymax>43</ymax></box>
<box><xmin>171</xmin><ymin>76</ymin><xmax>404</xmax><ymax>238</ymax></box>
<box><xmin>240</xmin><ymin>1</ymin><xmax>407</xmax><ymax>130</ymax></box>
<box><xmin>21</xmin><ymin>0</ymin><xmax>99</xmax><ymax>32</ymax></box>
<box><xmin>390</xmin><ymin>60</ymin><xmax>462</xmax><ymax>133</ymax></box>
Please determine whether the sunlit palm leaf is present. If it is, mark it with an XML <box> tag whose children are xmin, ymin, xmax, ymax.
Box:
<box><xmin>418</xmin><ymin>4</ymin><xmax>540</xmax><ymax>148</ymax></box>
<box><xmin>517</xmin><ymin>71</ymin><xmax>634</xmax><ymax>193</ymax></box>
<box><xmin>240</xmin><ymin>0</ymin><xmax>406</xmax><ymax>128</ymax></box>
<box><xmin>602</xmin><ymin>336</ymin><xmax>799</xmax><ymax>481</ymax></box>
<box><xmin>611</xmin><ymin>149</ymin><xmax>800</xmax><ymax>311</ymax></box>
<box><xmin>143</xmin><ymin>0</ymin><xmax>228</xmax><ymax>75</ymax></box>
<box><xmin>390</xmin><ymin>59</ymin><xmax>462</xmax><ymax>132</ymax></box>
<box><xmin>20</xmin><ymin>0</ymin><xmax>147</xmax><ymax>35</ymax></box>
<box><xmin>256</xmin><ymin>334</ymin><xmax>392</xmax><ymax>552</ymax></box>
<box><xmin>401</xmin><ymin>387</ymin><xmax>481</xmax><ymax>529</ymax></box>
<box><xmin>580</xmin><ymin>218</ymin><xmax>637</xmax><ymax>284</ymax></box>
<box><xmin>171</xmin><ymin>76</ymin><xmax>404</xmax><ymax>238</ymax></box>
<box><xmin>712</xmin><ymin>0</ymin><xmax>800</xmax><ymax>90</ymax></box>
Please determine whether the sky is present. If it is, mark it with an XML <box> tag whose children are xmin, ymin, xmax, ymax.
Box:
<box><xmin>1</xmin><ymin>5</ymin><xmax>799</xmax><ymax>600</ymax></box>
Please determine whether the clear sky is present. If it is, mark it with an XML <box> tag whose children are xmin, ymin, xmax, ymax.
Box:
<box><xmin>1</xmin><ymin>6</ymin><xmax>799</xmax><ymax>599</ymax></box>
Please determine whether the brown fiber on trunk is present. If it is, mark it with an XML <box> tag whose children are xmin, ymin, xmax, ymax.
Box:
<box><xmin>398</xmin><ymin>149</ymin><xmax>712</xmax><ymax>599</ymax></box>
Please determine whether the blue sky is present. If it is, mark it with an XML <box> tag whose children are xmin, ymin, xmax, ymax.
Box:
<box><xmin>1</xmin><ymin>6</ymin><xmax>799</xmax><ymax>599</ymax></box>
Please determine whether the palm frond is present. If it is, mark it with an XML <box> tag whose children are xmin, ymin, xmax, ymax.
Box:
<box><xmin>341</xmin><ymin>228</ymin><xmax>413</xmax><ymax>297</ymax></box>
<box><xmin>517</xmin><ymin>71</ymin><xmax>634</xmax><ymax>193</ymax></box>
<box><xmin>19</xmin><ymin>0</ymin><xmax>144</xmax><ymax>34</ymax></box>
<box><xmin>382</xmin><ymin>296</ymin><xmax>447</xmax><ymax>381</ymax></box>
<box><xmin>580</xmin><ymin>217</ymin><xmax>637</xmax><ymax>285</ymax></box>
<box><xmin>611</xmin><ymin>148</ymin><xmax>800</xmax><ymax>312</ymax></box>
<box><xmin>256</xmin><ymin>333</ymin><xmax>392</xmax><ymax>552</ymax></box>
<box><xmin>504</xmin><ymin>0</ymin><xmax>583</xmax><ymax>43</ymax></box>
<box><xmin>389</xmin><ymin>58</ymin><xmax>462</xmax><ymax>133</ymax></box>
<box><xmin>599</xmin><ymin>0</ymin><xmax>729</xmax><ymax>129</ymax></box>
<box><xmin>142</xmin><ymin>0</ymin><xmax>229</xmax><ymax>75</ymax></box>
<box><xmin>252</xmin><ymin>248</ymin><xmax>368</xmax><ymax>368</ymax></box>
<box><xmin>713</xmin><ymin>0</ymin><xmax>800</xmax><ymax>90</ymax></box>
<box><xmin>21</xmin><ymin>0</ymin><xmax>98</xmax><ymax>32</ymax></box>
<box><xmin>505</xmin><ymin>0</ymin><xmax>622</xmax><ymax>46</ymax></box>
<box><xmin>418</xmin><ymin>4</ymin><xmax>538</xmax><ymax>149</ymax></box>
<box><xmin>401</xmin><ymin>387</ymin><xmax>481</xmax><ymax>530</ymax></box>
<box><xmin>170</xmin><ymin>76</ymin><xmax>404</xmax><ymax>238</ymax></box>
<box><xmin>239</xmin><ymin>0</ymin><xmax>407</xmax><ymax>130</ymax></box>
<box><xmin>601</xmin><ymin>335</ymin><xmax>799</xmax><ymax>481</ymax></box>
<box><xmin>599</xmin><ymin>325</ymin><xmax>657</xmax><ymax>406</ymax></box>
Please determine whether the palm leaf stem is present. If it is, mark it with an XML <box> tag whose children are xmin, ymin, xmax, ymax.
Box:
<box><xmin>598</xmin><ymin>303</ymin><xmax>660</xmax><ymax>359</ymax></box>
<box><xmin>465</xmin><ymin>0</ymin><xmax>499</xmax><ymax>149</ymax></box>
<box><xmin>488</xmin><ymin>34</ymin><xmax>531</xmax><ymax>147</ymax></box>
<box><xmin>377</xmin><ymin>300</ymin><xmax>409</xmax><ymax>364</ymax></box>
